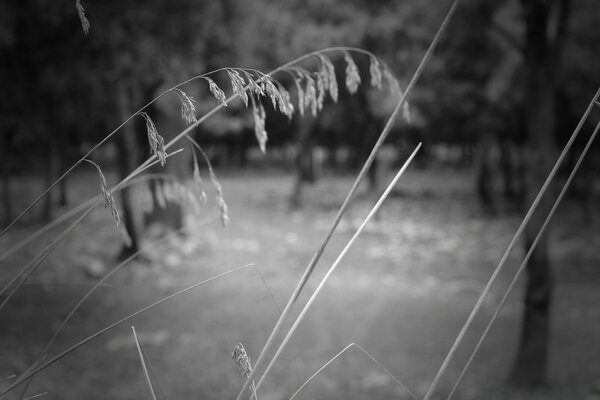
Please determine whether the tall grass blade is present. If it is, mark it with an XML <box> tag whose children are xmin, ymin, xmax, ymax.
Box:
<box><xmin>422</xmin><ymin>88</ymin><xmax>600</xmax><ymax>400</ymax></box>
<box><xmin>446</xmin><ymin>118</ymin><xmax>600</xmax><ymax>400</ymax></box>
<box><xmin>132</xmin><ymin>326</ymin><xmax>158</xmax><ymax>400</ymax></box>
<box><xmin>235</xmin><ymin>1</ymin><xmax>459</xmax><ymax>398</ymax></box>
<box><xmin>254</xmin><ymin>144</ymin><xmax>421</xmax><ymax>392</ymax></box>
<box><xmin>0</xmin><ymin>263</ymin><xmax>253</xmax><ymax>398</ymax></box>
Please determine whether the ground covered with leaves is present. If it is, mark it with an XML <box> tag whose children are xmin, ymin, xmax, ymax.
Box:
<box><xmin>1</xmin><ymin>168</ymin><xmax>599</xmax><ymax>400</ymax></box>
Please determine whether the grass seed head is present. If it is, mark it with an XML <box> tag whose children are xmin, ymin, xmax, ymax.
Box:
<box><xmin>192</xmin><ymin>151</ymin><xmax>208</xmax><ymax>205</ymax></box>
<box><xmin>294</xmin><ymin>77</ymin><xmax>306</xmax><ymax>116</ymax></box>
<box><xmin>251</xmin><ymin>96</ymin><xmax>268</xmax><ymax>154</ymax></box>
<box><xmin>232</xmin><ymin>343</ymin><xmax>253</xmax><ymax>377</ymax></box>
<box><xmin>205</xmin><ymin>77</ymin><xmax>228</xmax><ymax>107</ymax></box>
<box><xmin>85</xmin><ymin>160</ymin><xmax>120</xmax><ymax>226</ymax></box>
<box><xmin>75</xmin><ymin>0</ymin><xmax>90</xmax><ymax>35</ymax></box>
<box><xmin>139</xmin><ymin>112</ymin><xmax>167</xmax><ymax>166</ymax></box>
<box><xmin>173</xmin><ymin>89</ymin><xmax>197</xmax><ymax>125</ymax></box>
<box><xmin>227</xmin><ymin>69</ymin><xmax>249</xmax><ymax>106</ymax></box>
<box><xmin>344</xmin><ymin>52</ymin><xmax>361</xmax><ymax>94</ymax></box>
<box><xmin>369</xmin><ymin>56</ymin><xmax>383</xmax><ymax>89</ymax></box>
<box><xmin>304</xmin><ymin>76</ymin><xmax>318</xmax><ymax>117</ymax></box>
<box><xmin>319</xmin><ymin>54</ymin><xmax>338</xmax><ymax>103</ymax></box>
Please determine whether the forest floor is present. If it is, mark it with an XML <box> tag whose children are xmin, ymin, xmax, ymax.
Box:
<box><xmin>1</xmin><ymin>166</ymin><xmax>600</xmax><ymax>400</ymax></box>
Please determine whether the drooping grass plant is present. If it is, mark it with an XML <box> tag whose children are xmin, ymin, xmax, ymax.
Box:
<box><xmin>5</xmin><ymin>0</ymin><xmax>598</xmax><ymax>398</ymax></box>
<box><xmin>0</xmin><ymin>3</ymin><xmax>444</xmax><ymax>400</ymax></box>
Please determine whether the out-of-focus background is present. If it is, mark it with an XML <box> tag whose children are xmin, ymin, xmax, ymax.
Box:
<box><xmin>1</xmin><ymin>0</ymin><xmax>599</xmax><ymax>399</ymax></box>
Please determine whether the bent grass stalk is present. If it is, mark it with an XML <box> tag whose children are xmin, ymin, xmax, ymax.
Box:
<box><xmin>288</xmin><ymin>343</ymin><xmax>417</xmax><ymax>400</ymax></box>
<box><xmin>0</xmin><ymin>263</ymin><xmax>254</xmax><ymax>397</ymax></box>
<box><xmin>0</xmin><ymin>171</ymin><xmax>184</xmax><ymax>266</ymax></box>
<box><xmin>422</xmin><ymin>88</ymin><xmax>600</xmax><ymax>400</ymax></box>
<box><xmin>446</xmin><ymin>117</ymin><xmax>600</xmax><ymax>400</ymax></box>
<box><xmin>236</xmin><ymin>2</ymin><xmax>459</xmax><ymax>399</ymax></box>
<box><xmin>253</xmin><ymin>144</ymin><xmax>421</xmax><ymax>394</ymax></box>
<box><xmin>0</xmin><ymin>150</ymin><xmax>183</xmax><ymax>310</ymax></box>
<box><xmin>0</xmin><ymin>46</ymin><xmax>395</xmax><ymax>241</ymax></box>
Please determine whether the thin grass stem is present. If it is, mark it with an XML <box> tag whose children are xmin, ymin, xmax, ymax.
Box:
<box><xmin>0</xmin><ymin>151</ymin><xmax>183</xmax><ymax>309</ymax></box>
<box><xmin>446</xmin><ymin>118</ymin><xmax>600</xmax><ymax>400</ymax></box>
<box><xmin>254</xmin><ymin>144</ymin><xmax>420</xmax><ymax>392</ymax></box>
<box><xmin>288</xmin><ymin>343</ymin><xmax>417</xmax><ymax>400</ymax></box>
<box><xmin>15</xmin><ymin>217</ymin><xmax>213</xmax><ymax>399</ymax></box>
<box><xmin>0</xmin><ymin>171</ymin><xmax>181</xmax><ymax>266</ymax></box>
<box><xmin>422</xmin><ymin>88</ymin><xmax>600</xmax><ymax>400</ymax></box>
<box><xmin>234</xmin><ymin>4</ymin><xmax>457</xmax><ymax>399</ymax></box>
<box><xmin>0</xmin><ymin>263</ymin><xmax>253</xmax><ymax>398</ymax></box>
<box><xmin>132</xmin><ymin>326</ymin><xmax>158</xmax><ymax>400</ymax></box>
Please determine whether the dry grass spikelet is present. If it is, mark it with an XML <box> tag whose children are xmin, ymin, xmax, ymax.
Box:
<box><xmin>173</xmin><ymin>88</ymin><xmax>197</xmax><ymax>125</ymax></box>
<box><xmin>204</xmin><ymin>77</ymin><xmax>228</xmax><ymax>107</ymax></box>
<box><xmin>209</xmin><ymin>169</ymin><xmax>229</xmax><ymax>227</ymax></box>
<box><xmin>75</xmin><ymin>0</ymin><xmax>90</xmax><ymax>35</ymax></box>
<box><xmin>251</xmin><ymin>95</ymin><xmax>268</xmax><ymax>154</ymax></box>
<box><xmin>316</xmin><ymin>69</ymin><xmax>327</xmax><ymax>112</ymax></box>
<box><xmin>227</xmin><ymin>69</ymin><xmax>249</xmax><ymax>106</ymax></box>
<box><xmin>318</xmin><ymin>54</ymin><xmax>338</xmax><ymax>103</ymax></box>
<box><xmin>242</xmin><ymin>71</ymin><xmax>264</xmax><ymax>96</ymax></box>
<box><xmin>84</xmin><ymin>159</ymin><xmax>120</xmax><ymax>226</ymax></box>
<box><xmin>232</xmin><ymin>343</ymin><xmax>253</xmax><ymax>377</ymax></box>
<box><xmin>344</xmin><ymin>52</ymin><xmax>361</xmax><ymax>94</ymax></box>
<box><xmin>264</xmin><ymin>79</ymin><xmax>282</xmax><ymax>111</ymax></box>
<box><xmin>304</xmin><ymin>76</ymin><xmax>318</xmax><ymax>116</ymax></box>
<box><xmin>191</xmin><ymin>150</ymin><xmax>208</xmax><ymax>205</ymax></box>
<box><xmin>369</xmin><ymin>55</ymin><xmax>383</xmax><ymax>89</ymax></box>
<box><xmin>276</xmin><ymin>84</ymin><xmax>294</xmax><ymax>119</ymax></box>
<box><xmin>138</xmin><ymin>112</ymin><xmax>167</xmax><ymax>166</ymax></box>
<box><xmin>293</xmin><ymin>76</ymin><xmax>306</xmax><ymax>116</ymax></box>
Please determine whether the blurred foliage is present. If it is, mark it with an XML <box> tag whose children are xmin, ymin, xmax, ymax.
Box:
<box><xmin>1</xmin><ymin>0</ymin><xmax>599</xmax><ymax>172</ymax></box>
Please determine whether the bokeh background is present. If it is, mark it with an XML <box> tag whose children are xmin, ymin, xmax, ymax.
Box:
<box><xmin>1</xmin><ymin>0</ymin><xmax>600</xmax><ymax>399</ymax></box>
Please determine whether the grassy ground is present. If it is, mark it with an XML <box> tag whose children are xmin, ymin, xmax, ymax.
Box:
<box><xmin>1</xmin><ymin>167</ymin><xmax>599</xmax><ymax>400</ymax></box>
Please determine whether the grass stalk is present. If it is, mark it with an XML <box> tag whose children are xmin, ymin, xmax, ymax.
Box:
<box><xmin>446</xmin><ymin>118</ymin><xmax>600</xmax><ymax>400</ymax></box>
<box><xmin>14</xmin><ymin>216</ymin><xmax>214</xmax><ymax>399</ymax></box>
<box><xmin>235</xmin><ymin>2</ymin><xmax>458</xmax><ymax>399</ymax></box>
<box><xmin>254</xmin><ymin>144</ymin><xmax>421</xmax><ymax>392</ymax></box>
<box><xmin>422</xmin><ymin>88</ymin><xmax>600</xmax><ymax>400</ymax></box>
<box><xmin>288</xmin><ymin>343</ymin><xmax>417</xmax><ymax>400</ymax></box>
<box><xmin>132</xmin><ymin>326</ymin><xmax>159</xmax><ymax>400</ymax></box>
<box><xmin>0</xmin><ymin>263</ymin><xmax>253</xmax><ymax>398</ymax></box>
<box><xmin>0</xmin><ymin>151</ymin><xmax>183</xmax><ymax>310</ymax></box>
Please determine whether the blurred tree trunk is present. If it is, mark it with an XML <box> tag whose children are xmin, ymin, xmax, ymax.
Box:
<box><xmin>116</xmin><ymin>83</ymin><xmax>142</xmax><ymax>258</ymax></box>
<box><xmin>510</xmin><ymin>0</ymin><xmax>570</xmax><ymax>387</ymax></box>
<box><xmin>290</xmin><ymin>116</ymin><xmax>317</xmax><ymax>209</ymax></box>
<box><xmin>475</xmin><ymin>133</ymin><xmax>500</xmax><ymax>215</ymax></box>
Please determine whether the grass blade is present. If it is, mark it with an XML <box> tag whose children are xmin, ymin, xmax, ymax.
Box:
<box><xmin>254</xmin><ymin>144</ymin><xmax>421</xmax><ymax>392</ymax></box>
<box><xmin>0</xmin><ymin>151</ymin><xmax>183</xmax><ymax>310</ymax></box>
<box><xmin>289</xmin><ymin>343</ymin><xmax>417</xmax><ymax>400</ymax></box>
<box><xmin>132</xmin><ymin>326</ymin><xmax>158</xmax><ymax>400</ymax></box>
<box><xmin>446</xmin><ymin>118</ymin><xmax>600</xmax><ymax>400</ymax></box>
<box><xmin>422</xmin><ymin>88</ymin><xmax>600</xmax><ymax>400</ymax></box>
<box><xmin>235</xmin><ymin>2</ymin><xmax>459</xmax><ymax>398</ymax></box>
<box><xmin>0</xmin><ymin>263</ymin><xmax>253</xmax><ymax>398</ymax></box>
